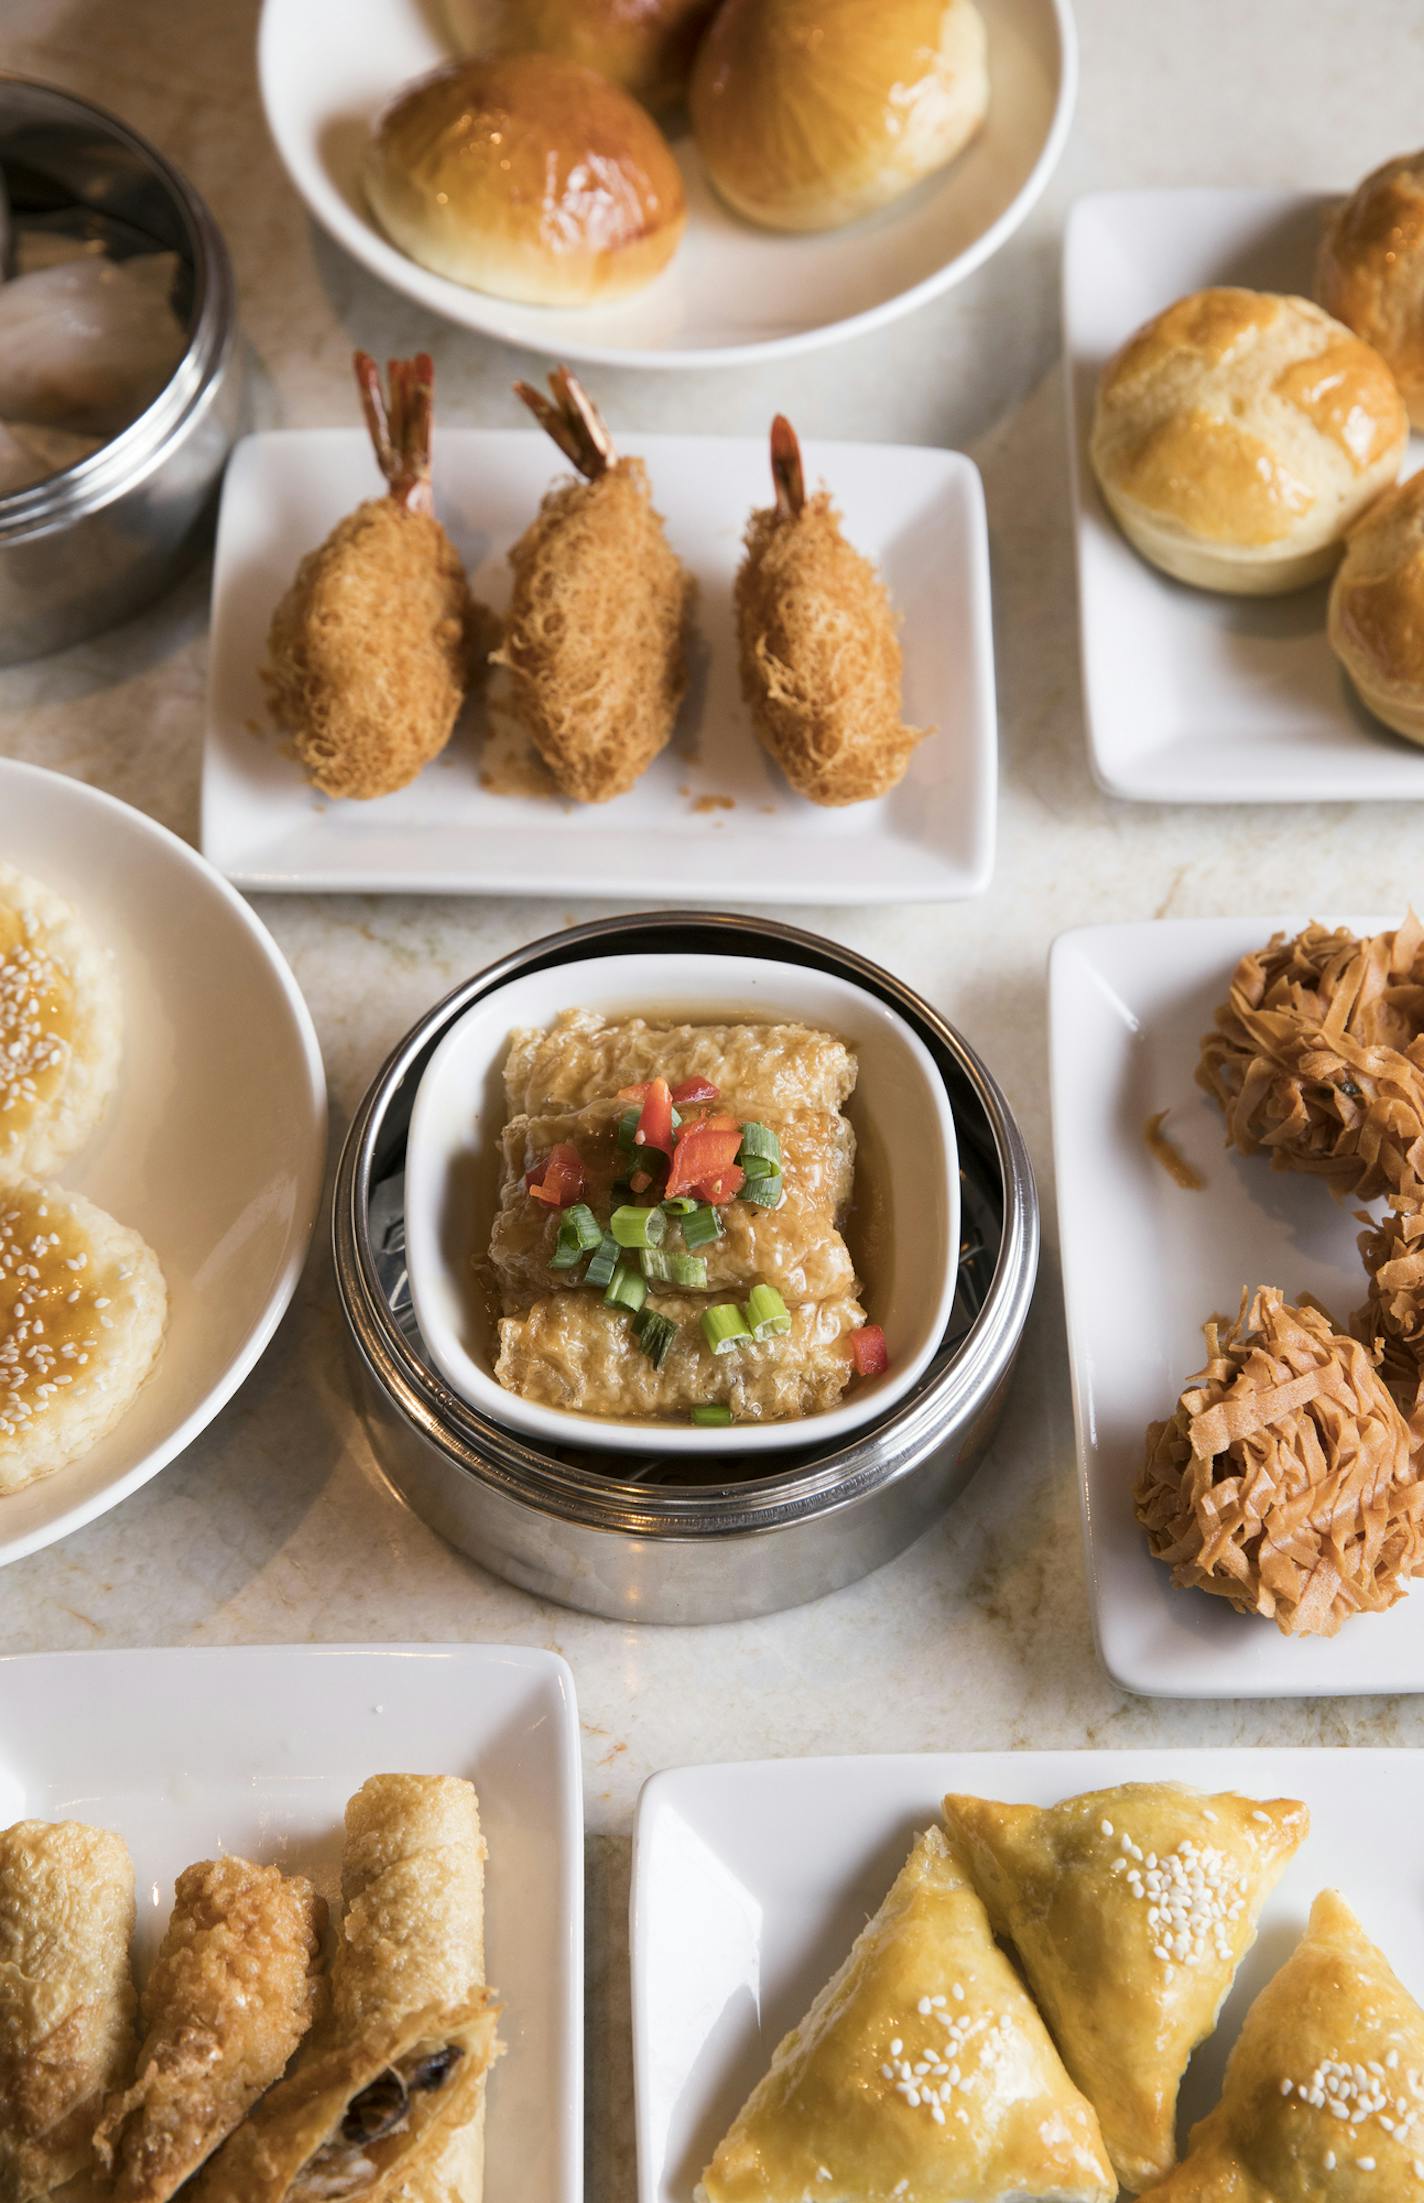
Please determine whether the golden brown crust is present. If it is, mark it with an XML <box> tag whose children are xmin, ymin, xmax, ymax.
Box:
<box><xmin>265</xmin><ymin>498</ymin><xmax>484</xmax><ymax>801</ymax></box>
<box><xmin>95</xmin><ymin>1859</ymin><xmax>326</xmax><ymax>2203</ymax></box>
<box><xmin>494</xmin><ymin>458</ymin><xmax>692</xmax><ymax>803</ymax></box>
<box><xmin>1328</xmin><ymin>472</ymin><xmax>1424</xmax><ymax>737</ymax></box>
<box><xmin>735</xmin><ymin>491</ymin><xmax>924</xmax><ymax>805</ymax></box>
<box><xmin>441</xmin><ymin>0</ymin><xmax>718</xmax><ymax>111</ymax></box>
<box><xmin>1319</xmin><ymin>150</ymin><xmax>1424</xmax><ymax>428</ymax></box>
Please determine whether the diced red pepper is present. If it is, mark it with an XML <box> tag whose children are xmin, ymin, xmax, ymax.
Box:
<box><xmin>632</xmin><ymin>1075</ymin><xmax>675</xmax><ymax>1158</ymax></box>
<box><xmin>850</xmin><ymin>1324</ymin><xmax>889</xmax><ymax>1378</ymax></box>
<box><xmin>671</xmin><ymin>1075</ymin><xmax>720</xmax><ymax>1107</ymax></box>
<box><xmin>693</xmin><ymin>1164</ymin><xmax>745</xmax><ymax>1206</ymax></box>
<box><xmin>629</xmin><ymin>1169</ymin><xmax>653</xmax><ymax>1195</ymax></box>
<box><xmin>526</xmin><ymin>1142</ymin><xmax>586</xmax><ymax>1208</ymax></box>
<box><xmin>667</xmin><ymin>1122</ymin><xmax>744</xmax><ymax>1199</ymax></box>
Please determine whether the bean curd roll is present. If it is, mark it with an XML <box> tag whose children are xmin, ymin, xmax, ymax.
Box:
<box><xmin>191</xmin><ymin>1776</ymin><xmax>497</xmax><ymax>2203</ymax></box>
<box><xmin>503</xmin><ymin>1009</ymin><xmax>856</xmax><ymax>1119</ymax></box>
<box><xmin>0</xmin><ymin>1820</ymin><xmax>137</xmax><ymax>2202</ymax></box>
<box><xmin>95</xmin><ymin>1857</ymin><xmax>326</xmax><ymax>2203</ymax></box>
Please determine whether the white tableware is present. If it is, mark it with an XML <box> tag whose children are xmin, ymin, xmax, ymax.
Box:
<box><xmin>202</xmin><ymin>427</ymin><xmax>995</xmax><ymax>903</ymax></box>
<box><xmin>1064</xmin><ymin>187</ymin><xmax>1424</xmax><ymax>803</ymax></box>
<box><xmin>257</xmin><ymin>0</ymin><xmax>1076</xmax><ymax>371</ymax></box>
<box><xmin>632</xmin><ymin>1746</ymin><xmax>1424</xmax><ymax>2203</ymax></box>
<box><xmin>403</xmin><ymin>950</ymin><xmax>960</xmax><ymax>1457</ymax></box>
<box><xmin>0</xmin><ymin>1642</ymin><xmax>583</xmax><ymax>2203</ymax></box>
<box><xmin>0</xmin><ymin>761</ymin><xmax>326</xmax><ymax>1566</ymax></box>
<box><xmin>1048</xmin><ymin>912</ymin><xmax>1424</xmax><ymax>1698</ymax></box>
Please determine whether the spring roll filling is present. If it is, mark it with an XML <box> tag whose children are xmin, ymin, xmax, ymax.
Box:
<box><xmin>292</xmin><ymin>2045</ymin><xmax>465</xmax><ymax>2199</ymax></box>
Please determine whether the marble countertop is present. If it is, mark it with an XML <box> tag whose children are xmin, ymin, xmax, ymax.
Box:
<box><xmin>6</xmin><ymin>0</ymin><xmax>1424</xmax><ymax>2189</ymax></box>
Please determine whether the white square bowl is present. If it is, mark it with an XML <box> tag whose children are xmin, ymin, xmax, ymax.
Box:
<box><xmin>201</xmin><ymin>428</ymin><xmax>995</xmax><ymax>901</ymax></box>
<box><xmin>0</xmin><ymin>1644</ymin><xmax>583</xmax><ymax>2203</ymax></box>
<box><xmin>631</xmin><ymin>1747</ymin><xmax>1424</xmax><ymax>2203</ymax></box>
<box><xmin>1048</xmin><ymin>913</ymin><xmax>1424</xmax><ymax>1698</ymax></box>
<box><xmin>403</xmin><ymin>952</ymin><xmax>960</xmax><ymax>1456</ymax></box>
<box><xmin>1064</xmin><ymin>187</ymin><xmax>1424</xmax><ymax>803</ymax></box>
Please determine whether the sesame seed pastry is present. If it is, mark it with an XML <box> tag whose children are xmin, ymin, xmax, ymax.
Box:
<box><xmin>695</xmin><ymin>1824</ymin><xmax>1116</xmax><ymax>2203</ymax></box>
<box><xmin>942</xmin><ymin>1784</ymin><xmax>1309</xmax><ymax>2194</ymax></box>
<box><xmin>0</xmin><ymin>862</ymin><xmax>120</xmax><ymax>1178</ymax></box>
<box><xmin>0</xmin><ymin>1819</ymin><xmax>138</xmax><ymax>2202</ymax></box>
<box><xmin>1136</xmin><ymin>1888</ymin><xmax>1424</xmax><ymax>2202</ymax></box>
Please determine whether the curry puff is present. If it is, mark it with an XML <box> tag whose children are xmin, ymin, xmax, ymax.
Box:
<box><xmin>0</xmin><ymin>1819</ymin><xmax>137</xmax><ymax>2202</ymax></box>
<box><xmin>95</xmin><ymin>1857</ymin><xmax>325</xmax><ymax>2203</ymax></box>
<box><xmin>1140</xmin><ymin>1889</ymin><xmax>1424</xmax><ymax>2201</ymax></box>
<box><xmin>191</xmin><ymin>1774</ymin><xmax>499</xmax><ymax>2203</ymax></box>
<box><xmin>696</xmin><ymin>1825</ymin><xmax>1116</xmax><ymax>2203</ymax></box>
<box><xmin>943</xmin><ymin>1782</ymin><xmax>1308</xmax><ymax>2194</ymax></box>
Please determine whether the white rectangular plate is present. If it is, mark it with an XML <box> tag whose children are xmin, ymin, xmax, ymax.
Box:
<box><xmin>632</xmin><ymin>1748</ymin><xmax>1424</xmax><ymax>2203</ymax></box>
<box><xmin>202</xmin><ymin>429</ymin><xmax>995</xmax><ymax>900</ymax></box>
<box><xmin>1049</xmin><ymin>913</ymin><xmax>1424</xmax><ymax>1698</ymax></box>
<box><xmin>0</xmin><ymin>1644</ymin><xmax>583</xmax><ymax>2203</ymax></box>
<box><xmin>1064</xmin><ymin>188</ymin><xmax>1424</xmax><ymax>803</ymax></box>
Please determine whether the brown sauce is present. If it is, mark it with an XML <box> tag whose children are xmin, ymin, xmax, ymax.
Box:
<box><xmin>1145</xmin><ymin>1109</ymin><xmax>1205</xmax><ymax>1192</ymax></box>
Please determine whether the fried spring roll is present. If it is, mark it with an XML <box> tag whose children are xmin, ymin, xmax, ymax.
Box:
<box><xmin>0</xmin><ymin>1820</ymin><xmax>136</xmax><ymax>2202</ymax></box>
<box><xmin>95</xmin><ymin>1857</ymin><xmax>326</xmax><ymax>2202</ymax></box>
<box><xmin>190</xmin><ymin>1776</ymin><xmax>497</xmax><ymax>2203</ymax></box>
<box><xmin>503</xmin><ymin>1009</ymin><xmax>857</xmax><ymax>1119</ymax></box>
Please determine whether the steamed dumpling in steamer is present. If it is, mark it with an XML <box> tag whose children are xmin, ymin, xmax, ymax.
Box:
<box><xmin>0</xmin><ymin>252</ymin><xmax>186</xmax><ymax>437</ymax></box>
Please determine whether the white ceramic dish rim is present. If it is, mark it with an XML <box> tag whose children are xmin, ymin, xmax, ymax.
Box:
<box><xmin>255</xmin><ymin>0</ymin><xmax>1078</xmax><ymax>371</ymax></box>
<box><xmin>0</xmin><ymin>758</ymin><xmax>328</xmax><ymax>1566</ymax></box>
<box><xmin>403</xmin><ymin>951</ymin><xmax>960</xmax><ymax>1455</ymax></box>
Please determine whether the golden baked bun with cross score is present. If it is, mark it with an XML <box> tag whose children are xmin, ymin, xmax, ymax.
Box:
<box><xmin>439</xmin><ymin>0</ymin><xmax>719</xmax><ymax>112</ymax></box>
<box><xmin>364</xmin><ymin>54</ymin><xmax>686</xmax><ymax>306</ymax></box>
<box><xmin>1328</xmin><ymin>469</ymin><xmax>1424</xmax><ymax>744</ymax></box>
<box><xmin>1090</xmin><ymin>287</ymin><xmax>1408</xmax><ymax>595</ymax></box>
<box><xmin>1319</xmin><ymin>150</ymin><xmax>1424</xmax><ymax>429</ymax></box>
<box><xmin>689</xmin><ymin>0</ymin><xmax>990</xmax><ymax>234</ymax></box>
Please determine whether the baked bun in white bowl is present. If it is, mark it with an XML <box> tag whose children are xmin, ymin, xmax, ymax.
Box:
<box><xmin>690</xmin><ymin>0</ymin><xmax>989</xmax><ymax>234</ymax></box>
<box><xmin>364</xmin><ymin>53</ymin><xmax>686</xmax><ymax>306</ymax></box>
<box><xmin>1328</xmin><ymin>470</ymin><xmax>1424</xmax><ymax>744</ymax></box>
<box><xmin>1090</xmin><ymin>287</ymin><xmax>1408</xmax><ymax>595</ymax></box>
<box><xmin>1319</xmin><ymin>151</ymin><xmax>1424</xmax><ymax>431</ymax></box>
<box><xmin>439</xmin><ymin>0</ymin><xmax>718</xmax><ymax>112</ymax></box>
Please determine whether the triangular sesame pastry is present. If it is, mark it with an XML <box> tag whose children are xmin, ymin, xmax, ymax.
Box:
<box><xmin>1138</xmin><ymin>1889</ymin><xmax>1424</xmax><ymax>2201</ymax></box>
<box><xmin>942</xmin><ymin>1784</ymin><xmax>1308</xmax><ymax>2194</ymax></box>
<box><xmin>695</xmin><ymin>1825</ymin><xmax>1114</xmax><ymax>2203</ymax></box>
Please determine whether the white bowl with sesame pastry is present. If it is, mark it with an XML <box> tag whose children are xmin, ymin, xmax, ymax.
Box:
<box><xmin>0</xmin><ymin>760</ymin><xmax>326</xmax><ymax>1566</ymax></box>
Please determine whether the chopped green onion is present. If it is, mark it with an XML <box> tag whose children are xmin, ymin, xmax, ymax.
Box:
<box><xmin>741</xmin><ymin>1172</ymin><xmax>783</xmax><ymax>1209</ymax></box>
<box><xmin>661</xmin><ymin>1196</ymin><xmax>699</xmax><ymax>1215</ymax></box>
<box><xmin>681</xmin><ymin>1203</ymin><xmax>725</xmax><ymax>1249</ymax></box>
<box><xmin>549</xmin><ymin>1202</ymin><xmax>602</xmax><ymax>1268</ymax></box>
<box><xmin>611</xmin><ymin>1203</ymin><xmax>667</xmax><ymax>1249</ymax></box>
<box><xmin>701</xmin><ymin>1303</ymin><xmax>752</xmax><ymax>1355</ymax></box>
<box><xmin>744</xmin><ymin>1283</ymin><xmax>792</xmax><ymax>1339</ymax></box>
<box><xmin>738</xmin><ymin>1122</ymin><xmax>782</xmax><ymax>1167</ymax></box>
<box><xmin>616</xmin><ymin>1106</ymin><xmax>641</xmax><ymax>1149</ymax></box>
<box><xmin>692</xmin><ymin>1402</ymin><xmax>733</xmax><ymax>1426</ymax></box>
<box><xmin>739</xmin><ymin>1153</ymin><xmax>778</xmax><ymax>1181</ymax></box>
<box><xmin>604</xmin><ymin>1260</ymin><xmax>649</xmax><ymax>1314</ymax></box>
<box><xmin>584</xmin><ymin>1234</ymin><xmax>620</xmax><ymax>1290</ymax></box>
<box><xmin>635</xmin><ymin>1309</ymin><xmax>679</xmax><ymax>1370</ymax></box>
<box><xmin>640</xmin><ymin>1248</ymin><xmax>709</xmax><ymax>1288</ymax></box>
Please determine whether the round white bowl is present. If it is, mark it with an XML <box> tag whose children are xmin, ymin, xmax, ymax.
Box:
<box><xmin>0</xmin><ymin>761</ymin><xmax>327</xmax><ymax>1564</ymax></box>
<box><xmin>404</xmin><ymin>950</ymin><xmax>959</xmax><ymax>1457</ymax></box>
<box><xmin>258</xmin><ymin>0</ymin><xmax>1077</xmax><ymax>371</ymax></box>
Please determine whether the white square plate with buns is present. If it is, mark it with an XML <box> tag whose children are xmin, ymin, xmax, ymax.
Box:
<box><xmin>631</xmin><ymin>1747</ymin><xmax>1424</xmax><ymax>2203</ymax></box>
<box><xmin>1064</xmin><ymin>188</ymin><xmax>1424</xmax><ymax>803</ymax></box>
<box><xmin>0</xmin><ymin>1642</ymin><xmax>584</xmax><ymax>2203</ymax></box>
<box><xmin>201</xmin><ymin>428</ymin><xmax>995</xmax><ymax>902</ymax></box>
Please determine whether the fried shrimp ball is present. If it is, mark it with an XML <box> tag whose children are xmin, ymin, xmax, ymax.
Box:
<box><xmin>494</xmin><ymin>368</ymin><xmax>692</xmax><ymax>805</ymax></box>
<box><xmin>264</xmin><ymin>353</ymin><xmax>489</xmax><ymax>801</ymax></box>
<box><xmin>734</xmin><ymin>415</ymin><xmax>925</xmax><ymax>806</ymax></box>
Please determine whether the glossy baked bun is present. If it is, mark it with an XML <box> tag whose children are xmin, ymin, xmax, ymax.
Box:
<box><xmin>1319</xmin><ymin>151</ymin><xmax>1424</xmax><ymax>429</ymax></box>
<box><xmin>689</xmin><ymin>0</ymin><xmax>989</xmax><ymax>233</ymax></box>
<box><xmin>1328</xmin><ymin>471</ymin><xmax>1424</xmax><ymax>743</ymax></box>
<box><xmin>364</xmin><ymin>55</ymin><xmax>686</xmax><ymax>306</ymax></box>
<box><xmin>440</xmin><ymin>0</ymin><xmax>718</xmax><ymax>112</ymax></box>
<box><xmin>1090</xmin><ymin>287</ymin><xmax>1408</xmax><ymax>595</ymax></box>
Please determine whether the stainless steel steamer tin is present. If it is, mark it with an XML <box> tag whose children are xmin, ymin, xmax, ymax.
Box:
<box><xmin>0</xmin><ymin>77</ymin><xmax>240</xmax><ymax>663</ymax></box>
<box><xmin>334</xmin><ymin>913</ymin><xmax>1039</xmax><ymax>1624</ymax></box>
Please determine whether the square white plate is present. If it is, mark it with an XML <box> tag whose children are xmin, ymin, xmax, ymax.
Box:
<box><xmin>632</xmin><ymin>1748</ymin><xmax>1424</xmax><ymax>2203</ymax></box>
<box><xmin>201</xmin><ymin>429</ymin><xmax>995</xmax><ymax>901</ymax></box>
<box><xmin>1063</xmin><ymin>188</ymin><xmax>1424</xmax><ymax>803</ymax></box>
<box><xmin>0</xmin><ymin>1644</ymin><xmax>583</xmax><ymax>2203</ymax></box>
<box><xmin>1048</xmin><ymin>913</ymin><xmax>1424</xmax><ymax>1699</ymax></box>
